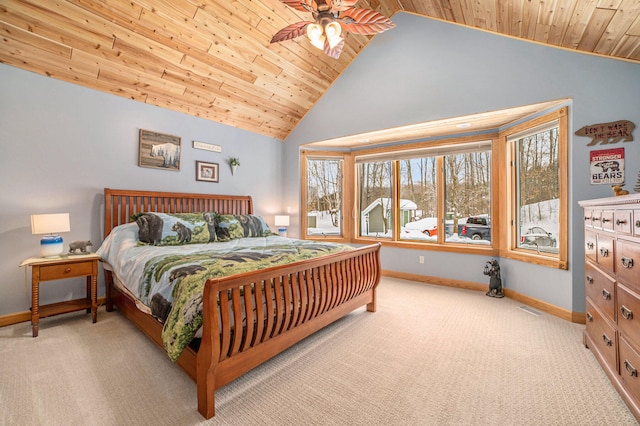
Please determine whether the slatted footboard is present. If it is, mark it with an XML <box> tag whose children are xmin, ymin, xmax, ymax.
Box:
<box><xmin>197</xmin><ymin>243</ymin><xmax>381</xmax><ymax>418</ymax></box>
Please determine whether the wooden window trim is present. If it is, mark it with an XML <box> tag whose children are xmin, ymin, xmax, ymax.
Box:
<box><xmin>300</xmin><ymin>107</ymin><xmax>568</xmax><ymax>270</ymax></box>
<box><xmin>498</xmin><ymin>107</ymin><xmax>568</xmax><ymax>270</ymax></box>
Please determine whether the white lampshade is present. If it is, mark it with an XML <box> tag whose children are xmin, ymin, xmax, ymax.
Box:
<box><xmin>31</xmin><ymin>213</ymin><xmax>70</xmax><ymax>235</ymax></box>
<box><xmin>275</xmin><ymin>215</ymin><xmax>289</xmax><ymax>238</ymax></box>
<box><xmin>274</xmin><ymin>215</ymin><xmax>290</xmax><ymax>227</ymax></box>
<box><xmin>31</xmin><ymin>213</ymin><xmax>70</xmax><ymax>257</ymax></box>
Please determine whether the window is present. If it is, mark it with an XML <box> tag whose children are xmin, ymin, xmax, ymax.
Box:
<box><xmin>444</xmin><ymin>148</ymin><xmax>492</xmax><ymax>244</ymax></box>
<box><xmin>399</xmin><ymin>158</ymin><xmax>437</xmax><ymax>241</ymax></box>
<box><xmin>513</xmin><ymin>123</ymin><xmax>559</xmax><ymax>253</ymax></box>
<box><xmin>355</xmin><ymin>140</ymin><xmax>493</xmax><ymax>246</ymax></box>
<box><xmin>301</xmin><ymin>104</ymin><xmax>568</xmax><ymax>269</ymax></box>
<box><xmin>304</xmin><ymin>157</ymin><xmax>343</xmax><ymax>236</ymax></box>
<box><xmin>502</xmin><ymin>107</ymin><xmax>568</xmax><ymax>269</ymax></box>
<box><xmin>358</xmin><ymin>160</ymin><xmax>393</xmax><ymax>238</ymax></box>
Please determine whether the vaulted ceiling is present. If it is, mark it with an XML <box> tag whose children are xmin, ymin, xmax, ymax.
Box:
<box><xmin>1</xmin><ymin>1</ymin><xmax>638</xmax><ymax>140</ymax></box>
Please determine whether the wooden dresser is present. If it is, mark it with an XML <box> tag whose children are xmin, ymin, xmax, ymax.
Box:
<box><xmin>579</xmin><ymin>194</ymin><xmax>640</xmax><ymax>420</ymax></box>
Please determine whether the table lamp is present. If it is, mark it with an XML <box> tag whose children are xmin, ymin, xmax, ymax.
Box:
<box><xmin>274</xmin><ymin>215</ymin><xmax>290</xmax><ymax>238</ymax></box>
<box><xmin>31</xmin><ymin>213</ymin><xmax>70</xmax><ymax>257</ymax></box>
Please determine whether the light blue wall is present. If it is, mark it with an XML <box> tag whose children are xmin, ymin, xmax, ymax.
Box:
<box><xmin>284</xmin><ymin>13</ymin><xmax>640</xmax><ymax>313</ymax></box>
<box><xmin>2</xmin><ymin>12</ymin><xmax>638</xmax><ymax>317</ymax></box>
<box><xmin>0</xmin><ymin>64</ymin><xmax>283</xmax><ymax>316</ymax></box>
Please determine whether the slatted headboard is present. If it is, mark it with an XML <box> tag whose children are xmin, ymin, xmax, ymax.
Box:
<box><xmin>104</xmin><ymin>188</ymin><xmax>254</xmax><ymax>237</ymax></box>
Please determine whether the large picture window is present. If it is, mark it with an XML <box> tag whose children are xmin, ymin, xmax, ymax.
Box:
<box><xmin>301</xmin><ymin>105</ymin><xmax>568</xmax><ymax>269</ymax></box>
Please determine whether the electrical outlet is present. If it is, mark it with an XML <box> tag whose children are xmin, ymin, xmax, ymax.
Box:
<box><xmin>419</xmin><ymin>255</ymin><xmax>424</xmax><ymax>264</ymax></box>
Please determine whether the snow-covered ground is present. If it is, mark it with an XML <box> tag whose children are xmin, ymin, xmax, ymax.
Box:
<box><xmin>307</xmin><ymin>197</ymin><xmax>558</xmax><ymax>252</ymax></box>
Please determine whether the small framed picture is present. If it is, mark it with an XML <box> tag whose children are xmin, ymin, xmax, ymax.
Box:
<box><xmin>196</xmin><ymin>161</ymin><xmax>219</xmax><ymax>182</ymax></box>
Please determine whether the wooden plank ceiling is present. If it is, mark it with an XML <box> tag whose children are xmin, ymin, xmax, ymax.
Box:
<box><xmin>1</xmin><ymin>1</ymin><xmax>639</xmax><ymax>141</ymax></box>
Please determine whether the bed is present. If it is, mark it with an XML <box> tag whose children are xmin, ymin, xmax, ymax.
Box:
<box><xmin>99</xmin><ymin>188</ymin><xmax>381</xmax><ymax>418</ymax></box>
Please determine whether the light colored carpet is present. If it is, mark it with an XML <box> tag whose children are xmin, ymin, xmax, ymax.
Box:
<box><xmin>1</xmin><ymin>277</ymin><xmax>637</xmax><ymax>425</ymax></box>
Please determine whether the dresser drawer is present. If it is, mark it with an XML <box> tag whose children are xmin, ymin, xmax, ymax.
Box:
<box><xmin>617</xmin><ymin>238</ymin><xmax>640</xmax><ymax>288</ymax></box>
<box><xmin>584</xmin><ymin>209</ymin><xmax>595</xmax><ymax>228</ymax></box>
<box><xmin>601</xmin><ymin>210</ymin><xmax>615</xmax><ymax>231</ymax></box>
<box><xmin>585</xmin><ymin>299</ymin><xmax>618</xmax><ymax>372</ymax></box>
<box><xmin>585</xmin><ymin>229</ymin><xmax>598</xmax><ymax>263</ymax></box>
<box><xmin>38</xmin><ymin>261</ymin><xmax>95</xmax><ymax>281</ymax></box>
<box><xmin>597</xmin><ymin>233</ymin><xmax>615</xmax><ymax>273</ymax></box>
<box><xmin>592</xmin><ymin>210</ymin><xmax>603</xmax><ymax>229</ymax></box>
<box><xmin>614</xmin><ymin>210</ymin><xmax>633</xmax><ymax>235</ymax></box>
<box><xmin>585</xmin><ymin>262</ymin><xmax>616</xmax><ymax>322</ymax></box>
<box><xmin>619</xmin><ymin>336</ymin><xmax>640</xmax><ymax>402</ymax></box>
<box><xmin>618</xmin><ymin>284</ymin><xmax>640</xmax><ymax>348</ymax></box>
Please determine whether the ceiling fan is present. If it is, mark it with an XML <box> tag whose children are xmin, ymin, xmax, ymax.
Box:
<box><xmin>270</xmin><ymin>0</ymin><xmax>395</xmax><ymax>59</ymax></box>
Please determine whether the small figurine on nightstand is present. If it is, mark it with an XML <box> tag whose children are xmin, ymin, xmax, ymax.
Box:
<box><xmin>68</xmin><ymin>240</ymin><xmax>93</xmax><ymax>254</ymax></box>
<box><xmin>483</xmin><ymin>259</ymin><xmax>504</xmax><ymax>298</ymax></box>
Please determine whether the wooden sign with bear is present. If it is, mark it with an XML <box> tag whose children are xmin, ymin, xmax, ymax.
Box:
<box><xmin>575</xmin><ymin>120</ymin><xmax>635</xmax><ymax>146</ymax></box>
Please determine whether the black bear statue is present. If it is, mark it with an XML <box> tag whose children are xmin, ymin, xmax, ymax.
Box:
<box><xmin>483</xmin><ymin>259</ymin><xmax>504</xmax><ymax>298</ymax></box>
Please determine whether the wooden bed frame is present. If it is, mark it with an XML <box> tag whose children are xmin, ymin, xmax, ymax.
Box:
<box><xmin>102</xmin><ymin>188</ymin><xmax>382</xmax><ymax>418</ymax></box>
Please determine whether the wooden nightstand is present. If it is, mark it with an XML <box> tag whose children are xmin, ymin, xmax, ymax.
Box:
<box><xmin>20</xmin><ymin>253</ymin><xmax>100</xmax><ymax>337</ymax></box>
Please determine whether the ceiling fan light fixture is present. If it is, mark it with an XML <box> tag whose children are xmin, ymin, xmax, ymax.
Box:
<box><xmin>325</xmin><ymin>21</ymin><xmax>342</xmax><ymax>48</ymax></box>
<box><xmin>272</xmin><ymin>0</ymin><xmax>395</xmax><ymax>59</ymax></box>
<box><xmin>306</xmin><ymin>22</ymin><xmax>323</xmax><ymax>41</ymax></box>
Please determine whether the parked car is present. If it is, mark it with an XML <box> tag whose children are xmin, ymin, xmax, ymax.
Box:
<box><xmin>521</xmin><ymin>226</ymin><xmax>556</xmax><ymax>247</ymax></box>
<box><xmin>458</xmin><ymin>216</ymin><xmax>491</xmax><ymax>241</ymax></box>
<box><xmin>421</xmin><ymin>225</ymin><xmax>438</xmax><ymax>236</ymax></box>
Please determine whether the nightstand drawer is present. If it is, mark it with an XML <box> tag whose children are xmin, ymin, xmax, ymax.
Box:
<box><xmin>39</xmin><ymin>261</ymin><xmax>94</xmax><ymax>281</ymax></box>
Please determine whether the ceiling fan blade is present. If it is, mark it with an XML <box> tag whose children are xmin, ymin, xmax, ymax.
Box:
<box><xmin>324</xmin><ymin>38</ymin><xmax>345</xmax><ymax>59</ymax></box>
<box><xmin>270</xmin><ymin>21</ymin><xmax>312</xmax><ymax>43</ymax></box>
<box><xmin>329</xmin><ymin>0</ymin><xmax>359</xmax><ymax>12</ymax></box>
<box><xmin>340</xmin><ymin>8</ymin><xmax>395</xmax><ymax>35</ymax></box>
<box><xmin>279</xmin><ymin>0</ymin><xmax>317</xmax><ymax>13</ymax></box>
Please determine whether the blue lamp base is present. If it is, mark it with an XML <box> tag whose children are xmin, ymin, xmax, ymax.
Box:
<box><xmin>40</xmin><ymin>235</ymin><xmax>64</xmax><ymax>257</ymax></box>
<box><xmin>277</xmin><ymin>227</ymin><xmax>288</xmax><ymax>238</ymax></box>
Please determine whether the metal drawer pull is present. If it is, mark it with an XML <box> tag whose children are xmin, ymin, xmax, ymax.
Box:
<box><xmin>616</xmin><ymin>218</ymin><xmax>628</xmax><ymax>225</ymax></box>
<box><xmin>599</xmin><ymin>247</ymin><xmax>609</xmax><ymax>257</ymax></box>
<box><xmin>602</xmin><ymin>217</ymin><xmax>611</xmax><ymax>223</ymax></box>
<box><xmin>621</xmin><ymin>305</ymin><xmax>634</xmax><ymax>320</ymax></box>
<box><xmin>625</xmin><ymin>360</ymin><xmax>638</xmax><ymax>377</ymax></box>
<box><xmin>636</xmin><ymin>219</ymin><xmax>640</xmax><ymax>228</ymax></box>
<box><xmin>593</xmin><ymin>217</ymin><xmax>601</xmax><ymax>222</ymax></box>
<box><xmin>603</xmin><ymin>334</ymin><xmax>613</xmax><ymax>346</ymax></box>
<box><xmin>622</xmin><ymin>257</ymin><xmax>634</xmax><ymax>269</ymax></box>
<box><xmin>584</xmin><ymin>216</ymin><xmax>592</xmax><ymax>221</ymax></box>
<box><xmin>586</xmin><ymin>242</ymin><xmax>594</xmax><ymax>250</ymax></box>
<box><xmin>602</xmin><ymin>289</ymin><xmax>611</xmax><ymax>300</ymax></box>
<box><xmin>586</xmin><ymin>275</ymin><xmax>594</xmax><ymax>285</ymax></box>
<box><xmin>586</xmin><ymin>312</ymin><xmax>593</xmax><ymax>322</ymax></box>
